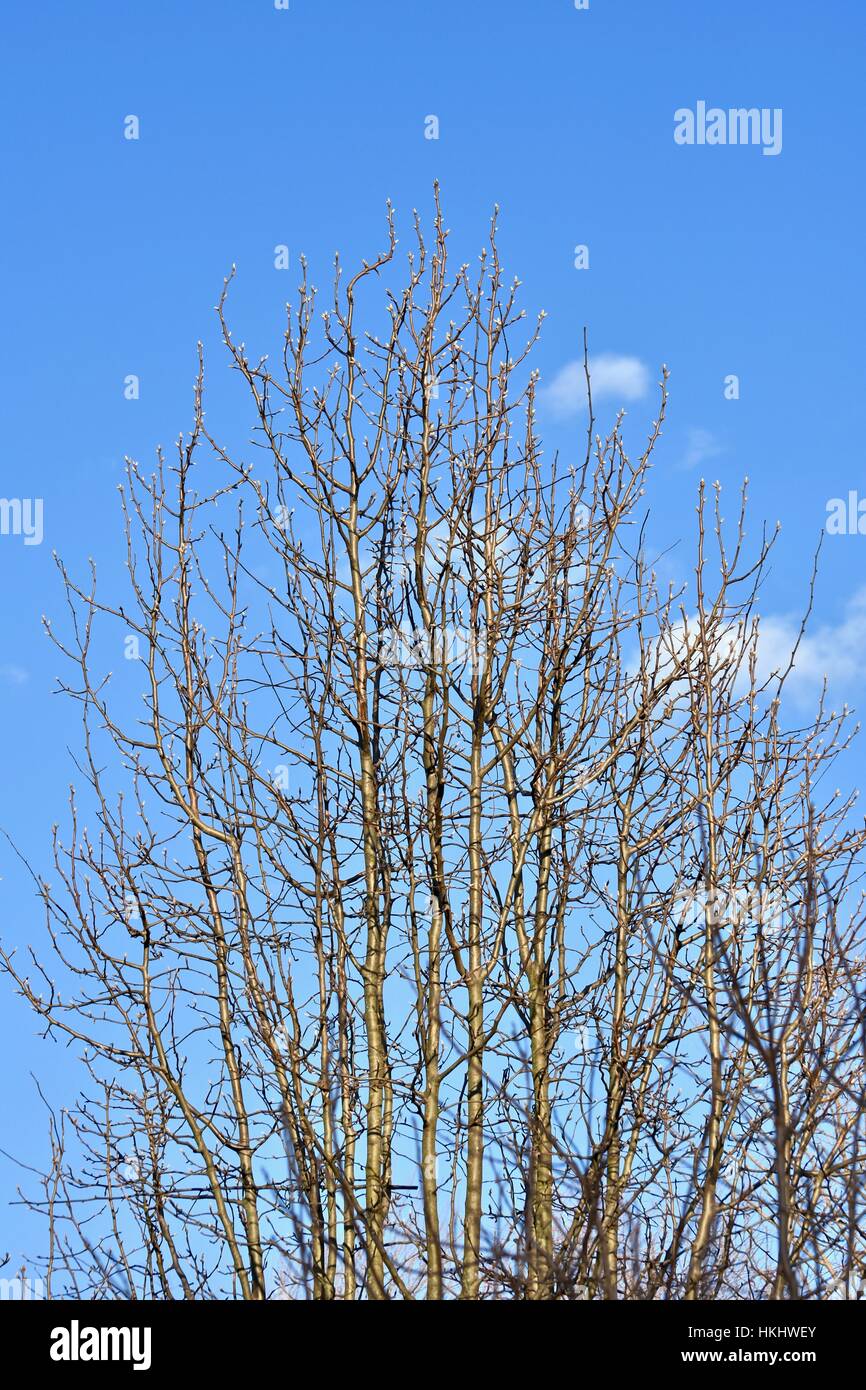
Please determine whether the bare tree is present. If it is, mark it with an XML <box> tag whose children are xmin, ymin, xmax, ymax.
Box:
<box><xmin>3</xmin><ymin>193</ymin><xmax>865</xmax><ymax>1300</ymax></box>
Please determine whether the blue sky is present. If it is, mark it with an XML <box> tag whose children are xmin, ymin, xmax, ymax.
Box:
<box><xmin>1</xmin><ymin>0</ymin><xmax>865</xmax><ymax>1271</ymax></box>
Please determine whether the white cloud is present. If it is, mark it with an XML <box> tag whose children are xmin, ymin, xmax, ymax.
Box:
<box><xmin>542</xmin><ymin>353</ymin><xmax>649</xmax><ymax>419</ymax></box>
<box><xmin>0</xmin><ymin>664</ymin><xmax>29</xmax><ymax>687</ymax></box>
<box><xmin>646</xmin><ymin>589</ymin><xmax>866</xmax><ymax>710</ymax></box>
<box><xmin>680</xmin><ymin>427</ymin><xmax>724</xmax><ymax>471</ymax></box>
<box><xmin>752</xmin><ymin>588</ymin><xmax>866</xmax><ymax>702</ymax></box>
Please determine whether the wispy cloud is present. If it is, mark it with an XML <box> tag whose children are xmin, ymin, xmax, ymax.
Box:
<box><xmin>542</xmin><ymin>354</ymin><xmax>649</xmax><ymax>419</ymax></box>
<box><xmin>752</xmin><ymin>588</ymin><xmax>866</xmax><ymax>703</ymax></box>
<box><xmin>679</xmin><ymin>427</ymin><xmax>724</xmax><ymax>472</ymax></box>
<box><xmin>648</xmin><ymin>588</ymin><xmax>866</xmax><ymax>710</ymax></box>
<box><xmin>0</xmin><ymin>664</ymin><xmax>29</xmax><ymax>687</ymax></box>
